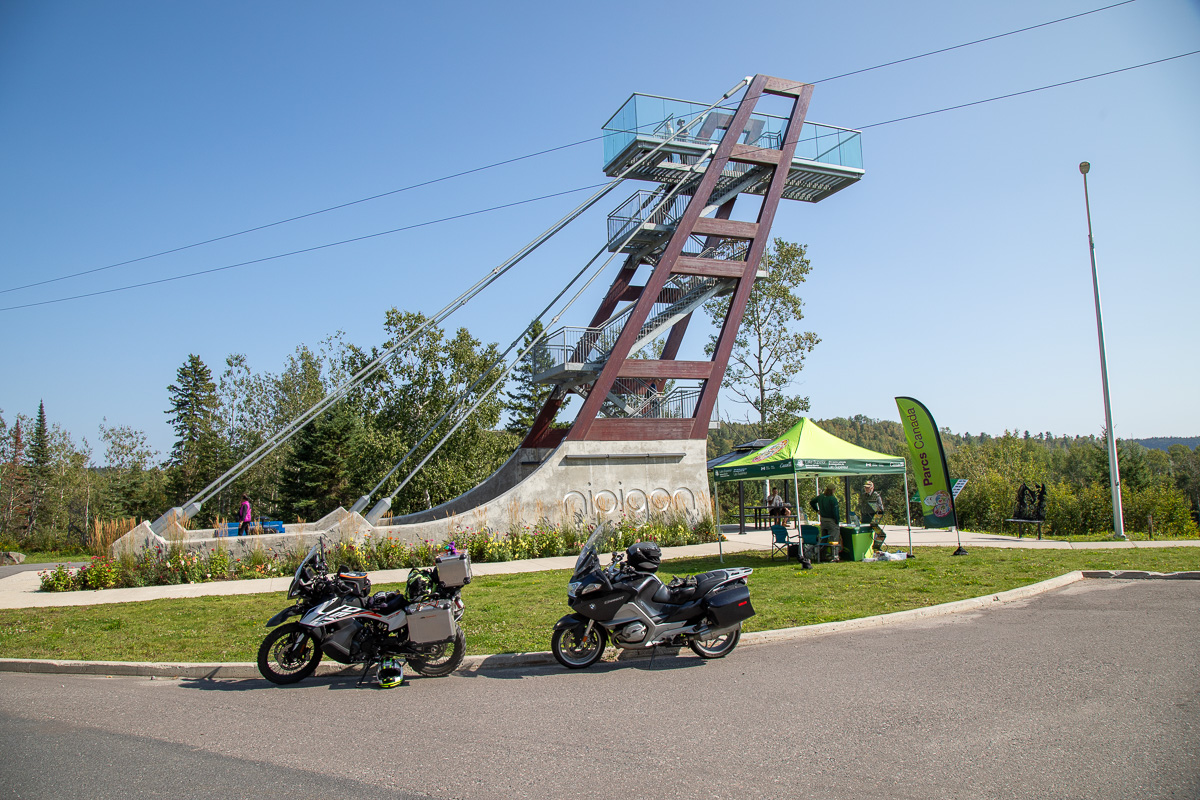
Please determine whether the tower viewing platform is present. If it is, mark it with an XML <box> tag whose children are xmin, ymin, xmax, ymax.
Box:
<box><xmin>602</xmin><ymin>92</ymin><xmax>863</xmax><ymax>203</ymax></box>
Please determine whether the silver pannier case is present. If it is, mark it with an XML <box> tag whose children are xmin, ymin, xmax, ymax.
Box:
<box><xmin>406</xmin><ymin>600</ymin><xmax>456</xmax><ymax>644</ymax></box>
<box><xmin>435</xmin><ymin>551</ymin><xmax>472</xmax><ymax>587</ymax></box>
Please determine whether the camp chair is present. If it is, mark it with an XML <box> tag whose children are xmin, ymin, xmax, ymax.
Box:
<box><xmin>770</xmin><ymin>524</ymin><xmax>798</xmax><ymax>560</ymax></box>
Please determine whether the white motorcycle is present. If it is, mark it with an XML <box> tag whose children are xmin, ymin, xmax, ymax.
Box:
<box><xmin>257</xmin><ymin>541</ymin><xmax>470</xmax><ymax>685</ymax></box>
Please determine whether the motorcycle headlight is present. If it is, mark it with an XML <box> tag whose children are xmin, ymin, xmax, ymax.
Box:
<box><xmin>580</xmin><ymin>582</ymin><xmax>603</xmax><ymax>596</ymax></box>
<box><xmin>568</xmin><ymin>581</ymin><xmax>582</xmax><ymax>598</ymax></box>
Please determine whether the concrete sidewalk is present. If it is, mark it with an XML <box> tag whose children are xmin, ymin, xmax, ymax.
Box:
<box><xmin>2</xmin><ymin>525</ymin><xmax>1195</xmax><ymax>610</ymax></box>
<box><xmin>0</xmin><ymin>530</ymin><xmax>777</xmax><ymax>610</ymax></box>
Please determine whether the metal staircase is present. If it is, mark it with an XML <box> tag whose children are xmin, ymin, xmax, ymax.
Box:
<box><xmin>530</xmin><ymin>273</ymin><xmax>731</xmax><ymax>392</ymax></box>
<box><xmin>521</xmin><ymin>74</ymin><xmax>864</xmax><ymax>448</ymax></box>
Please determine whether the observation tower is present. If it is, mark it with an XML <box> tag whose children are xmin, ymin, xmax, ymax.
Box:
<box><xmin>381</xmin><ymin>74</ymin><xmax>864</xmax><ymax>536</ymax></box>
<box><xmin>126</xmin><ymin>73</ymin><xmax>865</xmax><ymax>556</ymax></box>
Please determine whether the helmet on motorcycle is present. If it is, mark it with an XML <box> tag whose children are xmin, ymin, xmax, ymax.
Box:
<box><xmin>406</xmin><ymin>568</ymin><xmax>435</xmax><ymax>601</ymax></box>
<box><xmin>378</xmin><ymin>657</ymin><xmax>405</xmax><ymax>689</ymax></box>
<box><xmin>627</xmin><ymin>541</ymin><xmax>662</xmax><ymax>573</ymax></box>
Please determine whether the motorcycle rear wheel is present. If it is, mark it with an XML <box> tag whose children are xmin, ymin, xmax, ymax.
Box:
<box><xmin>258</xmin><ymin>622</ymin><xmax>323</xmax><ymax>684</ymax></box>
<box><xmin>689</xmin><ymin>625</ymin><xmax>741</xmax><ymax>659</ymax></box>
<box><xmin>408</xmin><ymin>626</ymin><xmax>466</xmax><ymax>677</ymax></box>
<box><xmin>552</xmin><ymin>622</ymin><xmax>608</xmax><ymax>669</ymax></box>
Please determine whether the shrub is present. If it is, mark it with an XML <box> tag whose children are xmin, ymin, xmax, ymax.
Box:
<box><xmin>80</xmin><ymin>556</ymin><xmax>120</xmax><ymax>589</ymax></box>
<box><xmin>37</xmin><ymin>513</ymin><xmax>726</xmax><ymax>592</ymax></box>
<box><xmin>38</xmin><ymin>564</ymin><xmax>75</xmax><ymax>592</ymax></box>
<box><xmin>366</xmin><ymin>535</ymin><xmax>408</xmax><ymax>569</ymax></box>
<box><xmin>207</xmin><ymin>548</ymin><xmax>232</xmax><ymax>579</ymax></box>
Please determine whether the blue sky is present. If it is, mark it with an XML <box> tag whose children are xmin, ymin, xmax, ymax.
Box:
<box><xmin>1</xmin><ymin>0</ymin><xmax>1197</xmax><ymax>462</ymax></box>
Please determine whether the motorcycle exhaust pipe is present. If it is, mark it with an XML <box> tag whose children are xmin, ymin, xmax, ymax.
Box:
<box><xmin>686</xmin><ymin>621</ymin><xmax>740</xmax><ymax>640</ymax></box>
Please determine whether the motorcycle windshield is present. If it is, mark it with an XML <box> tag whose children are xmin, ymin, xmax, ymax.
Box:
<box><xmin>574</xmin><ymin>522</ymin><xmax>617</xmax><ymax>576</ymax></box>
<box><xmin>293</xmin><ymin>544</ymin><xmax>321</xmax><ymax>584</ymax></box>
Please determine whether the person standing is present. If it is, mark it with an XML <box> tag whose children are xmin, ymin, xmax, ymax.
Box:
<box><xmin>809</xmin><ymin>485</ymin><xmax>841</xmax><ymax>561</ymax></box>
<box><xmin>238</xmin><ymin>494</ymin><xmax>252</xmax><ymax>537</ymax></box>
<box><xmin>860</xmin><ymin>480</ymin><xmax>886</xmax><ymax>553</ymax></box>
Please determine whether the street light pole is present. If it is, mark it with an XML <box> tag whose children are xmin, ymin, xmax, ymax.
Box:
<box><xmin>1079</xmin><ymin>161</ymin><xmax>1126</xmax><ymax>540</ymax></box>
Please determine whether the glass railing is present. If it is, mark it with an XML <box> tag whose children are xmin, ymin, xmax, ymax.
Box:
<box><xmin>602</xmin><ymin>93</ymin><xmax>862</xmax><ymax>171</ymax></box>
<box><xmin>606</xmin><ymin>190</ymin><xmax>690</xmax><ymax>245</ymax></box>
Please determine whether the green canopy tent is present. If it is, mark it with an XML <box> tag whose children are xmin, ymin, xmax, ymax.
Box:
<box><xmin>709</xmin><ymin>417</ymin><xmax>913</xmax><ymax>553</ymax></box>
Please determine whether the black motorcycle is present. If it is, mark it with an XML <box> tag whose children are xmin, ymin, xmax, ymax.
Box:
<box><xmin>551</xmin><ymin>523</ymin><xmax>755</xmax><ymax>669</ymax></box>
<box><xmin>257</xmin><ymin>540</ymin><xmax>471</xmax><ymax>685</ymax></box>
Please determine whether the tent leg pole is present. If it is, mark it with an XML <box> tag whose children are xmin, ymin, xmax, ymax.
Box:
<box><xmin>904</xmin><ymin>470</ymin><xmax>914</xmax><ymax>557</ymax></box>
<box><xmin>715</xmin><ymin>483</ymin><xmax>723</xmax><ymax>563</ymax></box>
<box><xmin>714</xmin><ymin>482</ymin><xmax>721</xmax><ymax>529</ymax></box>
<box><xmin>792</xmin><ymin>469</ymin><xmax>800</xmax><ymax>527</ymax></box>
<box><xmin>738</xmin><ymin>481</ymin><xmax>745</xmax><ymax>536</ymax></box>
<box><xmin>843</xmin><ymin>476</ymin><xmax>850</xmax><ymax>524</ymax></box>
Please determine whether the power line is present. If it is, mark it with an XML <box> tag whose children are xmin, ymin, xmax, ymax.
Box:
<box><xmin>857</xmin><ymin>49</ymin><xmax>1200</xmax><ymax>129</ymax></box>
<box><xmin>5</xmin><ymin>48</ymin><xmax>1195</xmax><ymax>314</ymax></box>
<box><xmin>811</xmin><ymin>0</ymin><xmax>1139</xmax><ymax>84</ymax></box>
<box><xmin>0</xmin><ymin>0</ymin><xmax>1140</xmax><ymax>297</ymax></box>
<box><xmin>0</xmin><ymin>182</ymin><xmax>610</xmax><ymax>312</ymax></box>
<box><xmin>0</xmin><ymin>136</ymin><xmax>602</xmax><ymax>297</ymax></box>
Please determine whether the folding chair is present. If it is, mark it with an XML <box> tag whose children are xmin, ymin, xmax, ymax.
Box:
<box><xmin>770</xmin><ymin>524</ymin><xmax>791</xmax><ymax>560</ymax></box>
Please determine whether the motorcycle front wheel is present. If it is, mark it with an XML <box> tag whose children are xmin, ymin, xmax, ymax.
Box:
<box><xmin>552</xmin><ymin>622</ymin><xmax>608</xmax><ymax>669</ymax></box>
<box><xmin>257</xmin><ymin>622</ymin><xmax>323</xmax><ymax>685</ymax></box>
<box><xmin>408</xmin><ymin>626</ymin><xmax>466</xmax><ymax>677</ymax></box>
<box><xmin>689</xmin><ymin>625</ymin><xmax>741</xmax><ymax>659</ymax></box>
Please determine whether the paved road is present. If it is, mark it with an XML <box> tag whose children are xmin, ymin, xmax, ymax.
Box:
<box><xmin>0</xmin><ymin>561</ymin><xmax>87</xmax><ymax>580</ymax></box>
<box><xmin>1</xmin><ymin>579</ymin><xmax>1196</xmax><ymax>799</ymax></box>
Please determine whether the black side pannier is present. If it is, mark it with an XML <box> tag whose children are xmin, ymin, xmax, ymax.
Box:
<box><xmin>626</xmin><ymin>541</ymin><xmax>662</xmax><ymax>573</ymax></box>
<box><xmin>705</xmin><ymin>583</ymin><xmax>755</xmax><ymax>627</ymax></box>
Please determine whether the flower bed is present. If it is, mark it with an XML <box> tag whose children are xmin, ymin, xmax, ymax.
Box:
<box><xmin>37</xmin><ymin>512</ymin><xmax>716</xmax><ymax>592</ymax></box>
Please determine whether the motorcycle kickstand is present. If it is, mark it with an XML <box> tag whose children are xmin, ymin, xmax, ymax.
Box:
<box><xmin>357</xmin><ymin>658</ymin><xmax>380</xmax><ymax>687</ymax></box>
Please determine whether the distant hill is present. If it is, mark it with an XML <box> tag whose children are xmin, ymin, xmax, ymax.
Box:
<box><xmin>1134</xmin><ymin>437</ymin><xmax>1200</xmax><ymax>452</ymax></box>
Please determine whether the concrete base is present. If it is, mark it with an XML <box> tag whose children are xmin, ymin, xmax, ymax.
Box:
<box><xmin>375</xmin><ymin>438</ymin><xmax>710</xmax><ymax>543</ymax></box>
<box><xmin>110</xmin><ymin>438</ymin><xmax>712</xmax><ymax>555</ymax></box>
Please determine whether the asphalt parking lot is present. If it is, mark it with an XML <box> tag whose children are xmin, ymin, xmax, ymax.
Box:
<box><xmin>1</xmin><ymin>577</ymin><xmax>1196</xmax><ymax>799</ymax></box>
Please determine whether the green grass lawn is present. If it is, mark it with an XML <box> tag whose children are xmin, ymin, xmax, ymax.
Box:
<box><xmin>0</xmin><ymin>547</ymin><xmax>1195</xmax><ymax>663</ymax></box>
<box><xmin>5</xmin><ymin>551</ymin><xmax>92</xmax><ymax>565</ymax></box>
<box><xmin>973</xmin><ymin>529</ymin><xmax>1198</xmax><ymax>543</ymax></box>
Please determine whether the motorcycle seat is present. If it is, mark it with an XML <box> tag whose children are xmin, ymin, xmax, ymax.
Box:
<box><xmin>369</xmin><ymin>591</ymin><xmax>407</xmax><ymax>615</ymax></box>
<box><xmin>691</xmin><ymin>570</ymin><xmax>731</xmax><ymax>598</ymax></box>
<box><xmin>655</xmin><ymin>575</ymin><xmax>702</xmax><ymax>604</ymax></box>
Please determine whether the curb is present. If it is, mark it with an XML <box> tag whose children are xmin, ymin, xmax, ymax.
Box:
<box><xmin>2</xmin><ymin>570</ymin><xmax>1196</xmax><ymax>680</ymax></box>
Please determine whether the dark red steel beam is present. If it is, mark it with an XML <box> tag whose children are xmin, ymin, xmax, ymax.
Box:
<box><xmin>763</xmin><ymin>76</ymin><xmax>810</xmax><ymax>97</ymax></box>
<box><xmin>568</xmin><ymin>76</ymin><xmax>775</xmax><ymax>442</ymax></box>
<box><xmin>730</xmin><ymin>144</ymin><xmax>783</xmax><ymax>166</ymax></box>
<box><xmin>617</xmin><ymin>360</ymin><xmax>713</xmax><ymax>380</ymax></box>
<box><xmin>691</xmin><ymin>218</ymin><xmax>758</xmax><ymax>240</ymax></box>
<box><xmin>522</xmin><ymin>393</ymin><xmax>566</xmax><ymax>449</ymax></box>
<box><xmin>588</xmin><ymin>258</ymin><xmax>641</xmax><ymax>327</ymax></box>
<box><xmin>690</xmin><ymin>82</ymin><xmax>814</xmax><ymax>438</ymax></box>
<box><xmin>673</xmin><ymin>257</ymin><xmax>746</xmax><ymax>278</ymax></box>
<box><xmin>586</xmin><ymin>419</ymin><xmax>695</xmax><ymax>442</ymax></box>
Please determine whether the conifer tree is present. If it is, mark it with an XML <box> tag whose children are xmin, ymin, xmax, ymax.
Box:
<box><xmin>164</xmin><ymin>354</ymin><xmax>223</xmax><ymax>508</ymax></box>
<box><xmin>0</xmin><ymin>417</ymin><xmax>29</xmax><ymax>538</ymax></box>
<box><xmin>504</xmin><ymin>320</ymin><xmax>550</xmax><ymax>434</ymax></box>
<box><xmin>279</xmin><ymin>402</ymin><xmax>362</xmax><ymax>521</ymax></box>
<box><xmin>25</xmin><ymin>401</ymin><xmax>51</xmax><ymax>534</ymax></box>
